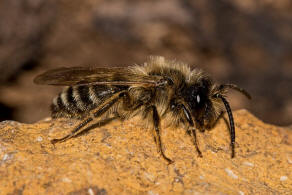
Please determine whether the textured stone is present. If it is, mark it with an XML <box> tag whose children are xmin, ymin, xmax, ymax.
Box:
<box><xmin>0</xmin><ymin>110</ymin><xmax>291</xmax><ymax>194</ymax></box>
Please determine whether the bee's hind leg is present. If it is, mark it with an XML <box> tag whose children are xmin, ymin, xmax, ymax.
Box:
<box><xmin>51</xmin><ymin>91</ymin><xmax>127</xmax><ymax>144</ymax></box>
<box><xmin>51</xmin><ymin>117</ymin><xmax>93</xmax><ymax>144</ymax></box>
<box><xmin>51</xmin><ymin>116</ymin><xmax>118</xmax><ymax>144</ymax></box>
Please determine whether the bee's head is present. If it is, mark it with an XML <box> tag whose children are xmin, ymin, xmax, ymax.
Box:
<box><xmin>182</xmin><ymin>78</ymin><xmax>214</xmax><ymax>129</ymax></box>
<box><xmin>181</xmin><ymin>75</ymin><xmax>251</xmax><ymax>158</ymax></box>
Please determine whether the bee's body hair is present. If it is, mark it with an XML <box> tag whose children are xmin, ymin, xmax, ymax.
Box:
<box><xmin>35</xmin><ymin>56</ymin><xmax>251</xmax><ymax>162</ymax></box>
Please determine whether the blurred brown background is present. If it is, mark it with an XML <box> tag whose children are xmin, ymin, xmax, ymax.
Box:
<box><xmin>0</xmin><ymin>0</ymin><xmax>291</xmax><ymax>126</ymax></box>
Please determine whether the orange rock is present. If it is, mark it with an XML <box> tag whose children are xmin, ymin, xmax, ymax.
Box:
<box><xmin>0</xmin><ymin>110</ymin><xmax>291</xmax><ymax>194</ymax></box>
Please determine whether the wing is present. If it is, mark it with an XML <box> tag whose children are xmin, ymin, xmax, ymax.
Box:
<box><xmin>34</xmin><ymin>67</ymin><xmax>163</xmax><ymax>87</ymax></box>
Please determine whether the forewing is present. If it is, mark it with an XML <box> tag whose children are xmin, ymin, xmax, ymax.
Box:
<box><xmin>34</xmin><ymin>67</ymin><xmax>161</xmax><ymax>86</ymax></box>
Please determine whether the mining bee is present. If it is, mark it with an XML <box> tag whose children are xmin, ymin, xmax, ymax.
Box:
<box><xmin>34</xmin><ymin>56</ymin><xmax>251</xmax><ymax>163</ymax></box>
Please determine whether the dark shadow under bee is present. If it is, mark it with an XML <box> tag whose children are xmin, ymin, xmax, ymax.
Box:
<box><xmin>34</xmin><ymin>56</ymin><xmax>251</xmax><ymax>163</ymax></box>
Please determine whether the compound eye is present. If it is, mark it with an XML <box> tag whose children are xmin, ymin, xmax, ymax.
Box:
<box><xmin>196</xmin><ymin>95</ymin><xmax>200</xmax><ymax>104</ymax></box>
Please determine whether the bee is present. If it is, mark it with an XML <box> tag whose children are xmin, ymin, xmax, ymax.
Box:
<box><xmin>34</xmin><ymin>56</ymin><xmax>251</xmax><ymax>163</ymax></box>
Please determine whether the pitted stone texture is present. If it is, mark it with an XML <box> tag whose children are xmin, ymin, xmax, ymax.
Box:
<box><xmin>0</xmin><ymin>110</ymin><xmax>291</xmax><ymax>194</ymax></box>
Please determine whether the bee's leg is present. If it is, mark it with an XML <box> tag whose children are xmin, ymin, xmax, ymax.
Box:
<box><xmin>79</xmin><ymin>116</ymin><xmax>118</xmax><ymax>136</ymax></box>
<box><xmin>51</xmin><ymin>116</ymin><xmax>118</xmax><ymax>144</ymax></box>
<box><xmin>51</xmin><ymin>117</ymin><xmax>93</xmax><ymax>144</ymax></box>
<box><xmin>181</xmin><ymin>104</ymin><xmax>203</xmax><ymax>157</ymax></box>
<box><xmin>51</xmin><ymin>91</ymin><xmax>127</xmax><ymax>144</ymax></box>
<box><xmin>190</xmin><ymin>128</ymin><xmax>203</xmax><ymax>157</ymax></box>
<box><xmin>148</xmin><ymin>105</ymin><xmax>173</xmax><ymax>164</ymax></box>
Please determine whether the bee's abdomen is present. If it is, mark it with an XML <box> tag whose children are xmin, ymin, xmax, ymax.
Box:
<box><xmin>51</xmin><ymin>85</ymin><xmax>119</xmax><ymax>118</ymax></box>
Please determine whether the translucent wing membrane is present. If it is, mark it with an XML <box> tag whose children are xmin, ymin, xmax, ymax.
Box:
<box><xmin>34</xmin><ymin>67</ymin><xmax>162</xmax><ymax>87</ymax></box>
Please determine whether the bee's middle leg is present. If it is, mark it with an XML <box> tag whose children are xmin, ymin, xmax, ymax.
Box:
<box><xmin>147</xmin><ymin>105</ymin><xmax>173</xmax><ymax>164</ymax></box>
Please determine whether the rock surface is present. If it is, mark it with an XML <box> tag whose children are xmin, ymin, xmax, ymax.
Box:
<box><xmin>0</xmin><ymin>110</ymin><xmax>291</xmax><ymax>194</ymax></box>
